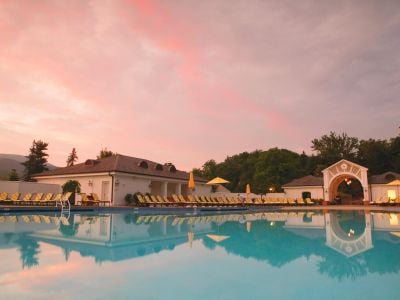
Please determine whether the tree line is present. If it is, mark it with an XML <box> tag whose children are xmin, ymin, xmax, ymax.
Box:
<box><xmin>9</xmin><ymin>132</ymin><xmax>400</xmax><ymax>192</ymax></box>
<box><xmin>193</xmin><ymin>132</ymin><xmax>400</xmax><ymax>194</ymax></box>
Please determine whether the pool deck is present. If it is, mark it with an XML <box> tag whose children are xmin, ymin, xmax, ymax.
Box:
<box><xmin>1</xmin><ymin>204</ymin><xmax>400</xmax><ymax>214</ymax></box>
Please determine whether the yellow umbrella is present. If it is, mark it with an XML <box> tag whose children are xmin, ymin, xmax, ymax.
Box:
<box><xmin>246</xmin><ymin>221</ymin><xmax>252</xmax><ymax>232</ymax></box>
<box><xmin>188</xmin><ymin>172</ymin><xmax>196</xmax><ymax>191</ymax></box>
<box><xmin>188</xmin><ymin>231</ymin><xmax>194</xmax><ymax>248</ymax></box>
<box><xmin>206</xmin><ymin>177</ymin><xmax>230</xmax><ymax>185</ymax></box>
<box><xmin>206</xmin><ymin>234</ymin><xmax>230</xmax><ymax>242</ymax></box>
<box><xmin>246</xmin><ymin>184</ymin><xmax>251</xmax><ymax>194</ymax></box>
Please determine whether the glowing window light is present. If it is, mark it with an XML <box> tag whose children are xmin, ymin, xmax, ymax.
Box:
<box><xmin>387</xmin><ymin>190</ymin><xmax>397</xmax><ymax>200</ymax></box>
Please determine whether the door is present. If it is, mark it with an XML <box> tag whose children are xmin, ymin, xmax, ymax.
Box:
<box><xmin>101</xmin><ymin>181</ymin><xmax>110</xmax><ymax>202</ymax></box>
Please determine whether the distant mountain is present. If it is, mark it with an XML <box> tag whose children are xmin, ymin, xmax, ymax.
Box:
<box><xmin>0</xmin><ymin>154</ymin><xmax>58</xmax><ymax>180</ymax></box>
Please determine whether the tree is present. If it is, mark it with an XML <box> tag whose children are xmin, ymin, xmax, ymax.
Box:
<box><xmin>66</xmin><ymin>148</ymin><xmax>78</xmax><ymax>167</ymax></box>
<box><xmin>311</xmin><ymin>132</ymin><xmax>359</xmax><ymax>166</ymax></box>
<box><xmin>8</xmin><ymin>169</ymin><xmax>19</xmax><ymax>181</ymax></box>
<box><xmin>97</xmin><ymin>148</ymin><xmax>114</xmax><ymax>159</ymax></box>
<box><xmin>21</xmin><ymin>140</ymin><xmax>49</xmax><ymax>181</ymax></box>
<box><xmin>357</xmin><ymin>139</ymin><xmax>390</xmax><ymax>175</ymax></box>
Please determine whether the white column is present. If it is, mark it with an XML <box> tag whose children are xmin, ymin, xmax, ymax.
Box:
<box><xmin>161</xmin><ymin>182</ymin><xmax>168</xmax><ymax>196</ymax></box>
<box><xmin>176</xmin><ymin>183</ymin><xmax>181</xmax><ymax>195</ymax></box>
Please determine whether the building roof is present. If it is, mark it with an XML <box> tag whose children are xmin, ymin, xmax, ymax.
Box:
<box><xmin>282</xmin><ymin>175</ymin><xmax>323</xmax><ymax>188</ymax></box>
<box><xmin>33</xmin><ymin>154</ymin><xmax>208</xmax><ymax>183</ymax></box>
<box><xmin>368</xmin><ymin>172</ymin><xmax>400</xmax><ymax>184</ymax></box>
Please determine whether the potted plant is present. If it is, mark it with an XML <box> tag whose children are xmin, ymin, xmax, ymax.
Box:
<box><xmin>62</xmin><ymin>180</ymin><xmax>81</xmax><ymax>205</ymax></box>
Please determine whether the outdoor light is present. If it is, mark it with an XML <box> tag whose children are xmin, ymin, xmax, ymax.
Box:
<box><xmin>115</xmin><ymin>179</ymin><xmax>120</xmax><ymax>186</ymax></box>
<box><xmin>88</xmin><ymin>180</ymin><xmax>93</xmax><ymax>186</ymax></box>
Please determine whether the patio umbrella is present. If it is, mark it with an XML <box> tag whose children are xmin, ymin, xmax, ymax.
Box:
<box><xmin>206</xmin><ymin>234</ymin><xmax>230</xmax><ymax>242</ymax></box>
<box><xmin>246</xmin><ymin>184</ymin><xmax>251</xmax><ymax>194</ymax></box>
<box><xmin>188</xmin><ymin>172</ymin><xmax>196</xmax><ymax>191</ymax></box>
<box><xmin>206</xmin><ymin>177</ymin><xmax>230</xmax><ymax>185</ymax></box>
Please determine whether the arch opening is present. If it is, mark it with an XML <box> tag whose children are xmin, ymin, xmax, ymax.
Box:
<box><xmin>329</xmin><ymin>175</ymin><xmax>364</xmax><ymax>205</ymax></box>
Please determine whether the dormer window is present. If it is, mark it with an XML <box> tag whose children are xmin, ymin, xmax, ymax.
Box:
<box><xmin>155</xmin><ymin>164</ymin><xmax>163</xmax><ymax>171</ymax></box>
<box><xmin>138</xmin><ymin>160</ymin><xmax>149</xmax><ymax>169</ymax></box>
<box><xmin>168</xmin><ymin>165</ymin><xmax>176</xmax><ymax>172</ymax></box>
<box><xmin>85</xmin><ymin>159</ymin><xmax>99</xmax><ymax>166</ymax></box>
<box><xmin>385</xmin><ymin>174</ymin><xmax>395</xmax><ymax>182</ymax></box>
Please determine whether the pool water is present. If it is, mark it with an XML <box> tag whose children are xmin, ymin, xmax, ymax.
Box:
<box><xmin>0</xmin><ymin>210</ymin><xmax>400</xmax><ymax>299</ymax></box>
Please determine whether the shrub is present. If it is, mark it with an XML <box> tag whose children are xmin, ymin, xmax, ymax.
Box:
<box><xmin>125</xmin><ymin>193</ymin><xmax>134</xmax><ymax>205</ymax></box>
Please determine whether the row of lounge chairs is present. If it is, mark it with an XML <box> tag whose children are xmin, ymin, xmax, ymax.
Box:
<box><xmin>135</xmin><ymin>194</ymin><xmax>318</xmax><ymax>207</ymax></box>
<box><xmin>0</xmin><ymin>192</ymin><xmax>72</xmax><ymax>206</ymax></box>
<box><xmin>0</xmin><ymin>214</ymin><xmax>69</xmax><ymax>225</ymax></box>
<box><xmin>134</xmin><ymin>211</ymin><xmax>316</xmax><ymax>225</ymax></box>
<box><xmin>369</xmin><ymin>197</ymin><xmax>400</xmax><ymax>206</ymax></box>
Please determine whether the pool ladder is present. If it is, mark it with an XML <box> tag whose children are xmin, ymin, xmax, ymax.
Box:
<box><xmin>56</xmin><ymin>194</ymin><xmax>71</xmax><ymax>214</ymax></box>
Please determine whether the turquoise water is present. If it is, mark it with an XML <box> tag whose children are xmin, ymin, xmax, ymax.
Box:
<box><xmin>0</xmin><ymin>210</ymin><xmax>400</xmax><ymax>299</ymax></box>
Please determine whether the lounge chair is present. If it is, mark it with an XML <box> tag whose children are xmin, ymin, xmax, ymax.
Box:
<box><xmin>136</xmin><ymin>194</ymin><xmax>148</xmax><ymax>206</ymax></box>
<box><xmin>32</xmin><ymin>193</ymin><xmax>44</xmax><ymax>205</ymax></box>
<box><xmin>8</xmin><ymin>192</ymin><xmax>21</xmax><ymax>204</ymax></box>
<box><xmin>40</xmin><ymin>193</ymin><xmax>54</xmax><ymax>204</ymax></box>
<box><xmin>91</xmin><ymin>193</ymin><xmax>110</xmax><ymax>206</ymax></box>
<box><xmin>0</xmin><ymin>192</ymin><xmax>7</xmax><ymax>202</ymax></box>
<box><xmin>80</xmin><ymin>193</ymin><xmax>100</xmax><ymax>206</ymax></box>
<box><xmin>296</xmin><ymin>198</ymin><xmax>306</xmax><ymax>205</ymax></box>
<box><xmin>22</xmin><ymin>193</ymin><xmax>33</xmax><ymax>205</ymax></box>
<box><xmin>305</xmin><ymin>198</ymin><xmax>315</xmax><ymax>205</ymax></box>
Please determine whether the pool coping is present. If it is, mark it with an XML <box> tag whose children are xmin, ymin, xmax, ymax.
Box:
<box><xmin>1</xmin><ymin>204</ymin><xmax>400</xmax><ymax>214</ymax></box>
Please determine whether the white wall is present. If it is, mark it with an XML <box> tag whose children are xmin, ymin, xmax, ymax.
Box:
<box><xmin>35</xmin><ymin>174</ymin><xmax>112</xmax><ymax>202</ymax></box>
<box><xmin>265</xmin><ymin>193</ymin><xmax>286</xmax><ymax>199</ymax></box>
<box><xmin>283</xmin><ymin>186</ymin><xmax>324</xmax><ymax>199</ymax></box>
<box><xmin>0</xmin><ymin>181</ymin><xmax>60</xmax><ymax>195</ymax></box>
<box><xmin>370</xmin><ymin>184</ymin><xmax>399</xmax><ymax>201</ymax></box>
<box><xmin>113</xmin><ymin>175</ymin><xmax>151</xmax><ymax>206</ymax></box>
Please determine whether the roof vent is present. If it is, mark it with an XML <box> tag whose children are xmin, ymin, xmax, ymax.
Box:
<box><xmin>85</xmin><ymin>159</ymin><xmax>99</xmax><ymax>166</ymax></box>
<box><xmin>155</xmin><ymin>164</ymin><xmax>163</xmax><ymax>171</ymax></box>
<box><xmin>138</xmin><ymin>160</ymin><xmax>149</xmax><ymax>169</ymax></box>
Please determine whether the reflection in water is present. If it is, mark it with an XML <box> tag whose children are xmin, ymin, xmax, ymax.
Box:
<box><xmin>1</xmin><ymin>211</ymin><xmax>400</xmax><ymax>280</ymax></box>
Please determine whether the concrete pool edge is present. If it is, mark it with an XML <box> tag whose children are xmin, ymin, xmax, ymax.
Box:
<box><xmin>1</xmin><ymin>204</ymin><xmax>400</xmax><ymax>214</ymax></box>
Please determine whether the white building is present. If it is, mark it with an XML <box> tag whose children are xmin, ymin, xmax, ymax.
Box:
<box><xmin>282</xmin><ymin>159</ymin><xmax>400</xmax><ymax>204</ymax></box>
<box><xmin>33</xmin><ymin>154</ymin><xmax>211</xmax><ymax>206</ymax></box>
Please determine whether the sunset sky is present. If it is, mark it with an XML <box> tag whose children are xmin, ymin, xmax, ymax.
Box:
<box><xmin>0</xmin><ymin>0</ymin><xmax>399</xmax><ymax>170</ymax></box>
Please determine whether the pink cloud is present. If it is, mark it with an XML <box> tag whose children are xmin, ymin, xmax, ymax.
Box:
<box><xmin>0</xmin><ymin>0</ymin><xmax>398</xmax><ymax>168</ymax></box>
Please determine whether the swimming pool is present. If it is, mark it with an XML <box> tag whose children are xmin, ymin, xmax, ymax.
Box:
<box><xmin>0</xmin><ymin>210</ymin><xmax>399</xmax><ymax>299</ymax></box>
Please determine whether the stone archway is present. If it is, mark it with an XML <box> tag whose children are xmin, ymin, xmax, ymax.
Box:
<box><xmin>322</xmin><ymin>159</ymin><xmax>370</xmax><ymax>203</ymax></box>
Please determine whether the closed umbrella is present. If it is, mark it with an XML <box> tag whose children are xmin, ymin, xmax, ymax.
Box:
<box><xmin>246</xmin><ymin>184</ymin><xmax>251</xmax><ymax>194</ymax></box>
<box><xmin>188</xmin><ymin>172</ymin><xmax>196</xmax><ymax>191</ymax></box>
<box><xmin>245</xmin><ymin>184</ymin><xmax>251</xmax><ymax>204</ymax></box>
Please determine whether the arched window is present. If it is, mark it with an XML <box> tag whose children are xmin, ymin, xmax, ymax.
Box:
<box><xmin>155</xmin><ymin>164</ymin><xmax>163</xmax><ymax>171</ymax></box>
<box><xmin>85</xmin><ymin>159</ymin><xmax>99</xmax><ymax>165</ymax></box>
<box><xmin>385</xmin><ymin>173</ymin><xmax>396</xmax><ymax>182</ymax></box>
<box><xmin>138</xmin><ymin>161</ymin><xmax>148</xmax><ymax>169</ymax></box>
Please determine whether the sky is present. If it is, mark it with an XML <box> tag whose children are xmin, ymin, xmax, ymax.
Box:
<box><xmin>0</xmin><ymin>0</ymin><xmax>399</xmax><ymax>170</ymax></box>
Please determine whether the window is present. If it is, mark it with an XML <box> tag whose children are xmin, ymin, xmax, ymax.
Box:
<box><xmin>138</xmin><ymin>161</ymin><xmax>148</xmax><ymax>169</ymax></box>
